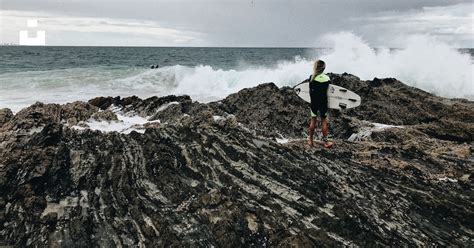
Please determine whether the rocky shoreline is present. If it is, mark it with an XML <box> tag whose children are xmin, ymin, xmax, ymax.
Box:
<box><xmin>0</xmin><ymin>73</ymin><xmax>473</xmax><ymax>247</ymax></box>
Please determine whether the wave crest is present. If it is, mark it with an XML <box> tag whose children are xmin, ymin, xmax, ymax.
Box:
<box><xmin>319</xmin><ymin>32</ymin><xmax>473</xmax><ymax>99</ymax></box>
<box><xmin>1</xmin><ymin>33</ymin><xmax>472</xmax><ymax>112</ymax></box>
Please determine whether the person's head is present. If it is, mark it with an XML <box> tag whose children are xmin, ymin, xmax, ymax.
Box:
<box><xmin>313</xmin><ymin>60</ymin><xmax>326</xmax><ymax>76</ymax></box>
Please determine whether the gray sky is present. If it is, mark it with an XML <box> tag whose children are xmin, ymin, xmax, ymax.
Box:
<box><xmin>1</xmin><ymin>0</ymin><xmax>472</xmax><ymax>47</ymax></box>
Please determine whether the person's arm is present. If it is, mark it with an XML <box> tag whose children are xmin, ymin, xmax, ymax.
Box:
<box><xmin>300</xmin><ymin>75</ymin><xmax>313</xmax><ymax>85</ymax></box>
<box><xmin>292</xmin><ymin>76</ymin><xmax>311</xmax><ymax>89</ymax></box>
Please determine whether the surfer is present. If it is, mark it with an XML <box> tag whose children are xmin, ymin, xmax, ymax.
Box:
<box><xmin>306</xmin><ymin>60</ymin><xmax>333</xmax><ymax>148</ymax></box>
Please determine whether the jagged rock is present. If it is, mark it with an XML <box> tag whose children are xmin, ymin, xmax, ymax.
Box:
<box><xmin>330</xmin><ymin>74</ymin><xmax>474</xmax><ymax>128</ymax></box>
<box><xmin>7</xmin><ymin>101</ymin><xmax>99</xmax><ymax>129</ymax></box>
<box><xmin>215</xmin><ymin>83</ymin><xmax>309</xmax><ymax>138</ymax></box>
<box><xmin>416</xmin><ymin>119</ymin><xmax>473</xmax><ymax>142</ymax></box>
<box><xmin>0</xmin><ymin>108</ymin><xmax>13</xmax><ymax>126</ymax></box>
<box><xmin>62</xmin><ymin>101</ymin><xmax>99</xmax><ymax>125</ymax></box>
<box><xmin>149</xmin><ymin>101</ymin><xmax>185</xmax><ymax>122</ymax></box>
<box><xmin>0</xmin><ymin>74</ymin><xmax>472</xmax><ymax>247</ymax></box>
<box><xmin>88</xmin><ymin>96</ymin><xmax>123</xmax><ymax>110</ymax></box>
<box><xmin>91</xmin><ymin>110</ymin><xmax>118</xmax><ymax>122</ymax></box>
<box><xmin>89</xmin><ymin>95</ymin><xmax>193</xmax><ymax>117</ymax></box>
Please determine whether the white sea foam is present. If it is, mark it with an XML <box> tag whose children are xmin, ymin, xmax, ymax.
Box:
<box><xmin>276</xmin><ymin>137</ymin><xmax>290</xmax><ymax>144</ymax></box>
<box><xmin>318</xmin><ymin>32</ymin><xmax>474</xmax><ymax>99</ymax></box>
<box><xmin>72</xmin><ymin>109</ymin><xmax>159</xmax><ymax>134</ymax></box>
<box><xmin>348</xmin><ymin>122</ymin><xmax>402</xmax><ymax>142</ymax></box>
<box><xmin>438</xmin><ymin>177</ymin><xmax>458</xmax><ymax>183</ymax></box>
<box><xmin>168</xmin><ymin>33</ymin><xmax>473</xmax><ymax>100</ymax></box>
<box><xmin>0</xmin><ymin>33</ymin><xmax>472</xmax><ymax>112</ymax></box>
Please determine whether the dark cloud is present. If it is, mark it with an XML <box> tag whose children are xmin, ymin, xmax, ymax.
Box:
<box><xmin>1</xmin><ymin>0</ymin><xmax>472</xmax><ymax>46</ymax></box>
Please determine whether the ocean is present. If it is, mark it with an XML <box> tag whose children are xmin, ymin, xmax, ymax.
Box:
<box><xmin>1</xmin><ymin>39</ymin><xmax>473</xmax><ymax>112</ymax></box>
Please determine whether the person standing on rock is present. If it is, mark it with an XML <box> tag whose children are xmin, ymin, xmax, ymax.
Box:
<box><xmin>306</xmin><ymin>60</ymin><xmax>333</xmax><ymax>148</ymax></box>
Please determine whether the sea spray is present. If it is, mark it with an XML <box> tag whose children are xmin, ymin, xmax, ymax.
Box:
<box><xmin>318</xmin><ymin>32</ymin><xmax>474</xmax><ymax>99</ymax></box>
<box><xmin>0</xmin><ymin>35</ymin><xmax>472</xmax><ymax>112</ymax></box>
<box><xmin>169</xmin><ymin>59</ymin><xmax>310</xmax><ymax>99</ymax></box>
<box><xmin>153</xmin><ymin>34</ymin><xmax>474</xmax><ymax>101</ymax></box>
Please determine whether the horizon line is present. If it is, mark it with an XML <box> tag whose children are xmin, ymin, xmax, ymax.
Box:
<box><xmin>1</xmin><ymin>45</ymin><xmax>473</xmax><ymax>49</ymax></box>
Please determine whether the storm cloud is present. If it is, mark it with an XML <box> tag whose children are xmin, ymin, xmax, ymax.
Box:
<box><xmin>1</xmin><ymin>0</ymin><xmax>472</xmax><ymax>47</ymax></box>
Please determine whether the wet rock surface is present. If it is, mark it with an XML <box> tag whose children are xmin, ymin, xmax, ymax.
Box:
<box><xmin>0</xmin><ymin>74</ymin><xmax>473</xmax><ymax>247</ymax></box>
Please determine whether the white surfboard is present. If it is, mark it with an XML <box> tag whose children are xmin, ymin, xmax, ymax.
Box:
<box><xmin>293</xmin><ymin>82</ymin><xmax>361</xmax><ymax>110</ymax></box>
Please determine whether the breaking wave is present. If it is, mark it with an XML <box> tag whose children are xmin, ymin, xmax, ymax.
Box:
<box><xmin>0</xmin><ymin>32</ymin><xmax>472</xmax><ymax>112</ymax></box>
<box><xmin>318</xmin><ymin>32</ymin><xmax>473</xmax><ymax>99</ymax></box>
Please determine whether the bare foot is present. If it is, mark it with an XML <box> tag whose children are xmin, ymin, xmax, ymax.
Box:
<box><xmin>323</xmin><ymin>141</ymin><xmax>334</xmax><ymax>148</ymax></box>
<box><xmin>307</xmin><ymin>139</ymin><xmax>314</xmax><ymax>146</ymax></box>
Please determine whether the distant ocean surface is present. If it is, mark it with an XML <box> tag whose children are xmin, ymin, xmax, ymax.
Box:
<box><xmin>1</xmin><ymin>44</ymin><xmax>473</xmax><ymax>112</ymax></box>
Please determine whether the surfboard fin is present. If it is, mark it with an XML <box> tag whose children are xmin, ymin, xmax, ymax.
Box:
<box><xmin>348</xmin><ymin>98</ymin><xmax>357</xmax><ymax>102</ymax></box>
<box><xmin>339</xmin><ymin>89</ymin><xmax>347</xmax><ymax>92</ymax></box>
<box><xmin>339</xmin><ymin>103</ymin><xmax>347</xmax><ymax>109</ymax></box>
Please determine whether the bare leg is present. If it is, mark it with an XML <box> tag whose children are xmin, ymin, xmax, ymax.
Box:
<box><xmin>321</xmin><ymin>117</ymin><xmax>333</xmax><ymax>148</ymax></box>
<box><xmin>308</xmin><ymin>117</ymin><xmax>317</xmax><ymax>146</ymax></box>
<box><xmin>321</xmin><ymin>117</ymin><xmax>328</xmax><ymax>138</ymax></box>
